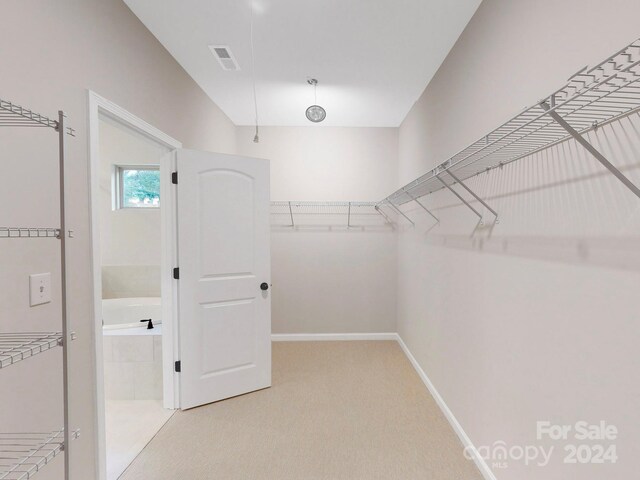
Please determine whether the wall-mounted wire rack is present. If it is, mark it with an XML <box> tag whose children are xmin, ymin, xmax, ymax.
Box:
<box><xmin>0</xmin><ymin>430</ymin><xmax>80</xmax><ymax>480</ymax></box>
<box><xmin>271</xmin><ymin>201</ymin><xmax>390</xmax><ymax>227</ymax></box>
<box><xmin>380</xmin><ymin>38</ymin><xmax>640</xmax><ymax>224</ymax></box>
<box><xmin>0</xmin><ymin>97</ymin><xmax>75</xmax><ymax>480</ymax></box>
<box><xmin>0</xmin><ymin>333</ymin><xmax>63</xmax><ymax>369</ymax></box>
<box><xmin>0</xmin><ymin>431</ymin><xmax>64</xmax><ymax>480</ymax></box>
<box><xmin>0</xmin><ymin>228</ymin><xmax>61</xmax><ymax>239</ymax></box>
<box><xmin>0</xmin><ymin>99</ymin><xmax>75</xmax><ymax>136</ymax></box>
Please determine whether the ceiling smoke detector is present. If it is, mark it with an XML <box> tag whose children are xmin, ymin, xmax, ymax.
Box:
<box><xmin>305</xmin><ymin>78</ymin><xmax>326</xmax><ymax>123</ymax></box>
<box><xmin>209</xmin><ymin>45</ymin><xmax>240</xmax><ymax>71</ymax></box>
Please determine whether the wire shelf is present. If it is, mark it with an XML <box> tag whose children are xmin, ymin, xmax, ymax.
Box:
<box><xmin>271</xmin><ymin>201</ymin><xmax>379</xmax><ymax>215</ymax></box>
<box><xmin>271</xmin><ymin>201</ymin><xmax>386</xmax><ymax>226</ymax></box>
<box><xmin>0</xmin><ymin>333</ymin><xmax>62</xmax><ymax>369</ymax></box>
<box><xmin>383</xmin><ymin>38</ymin><xmax>640</xmax><ymax>206</ymax></box>
<box><xmin>0</xmin><ymin>228</ymin><xmax>60</xmax><ymax>239</ymax></box>
<box><xmin>0</xmin><ymin>100</ymin><xmax>58</xmax><ymax>130</ymax></box>
<box><xmin>0</xmin><ymin>431</ymin><xmax>64</xmax><ymax>480</ymax></box>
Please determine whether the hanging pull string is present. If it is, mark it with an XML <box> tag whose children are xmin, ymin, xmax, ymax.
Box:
<box><xmin>250</xmin><ymin>0</ymin><xmax>259</xmax><ymax>142</ymax></box>
<box><xmin>308</xmin><ymin>78</ymin><xmax>318</xmax><ymax>104</ymax></box>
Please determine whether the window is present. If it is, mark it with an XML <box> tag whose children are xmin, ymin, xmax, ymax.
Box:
<box><xmin>115</xmin><ymin>166</ymin><xmax>160</xmax><ymax>209</ymax></box>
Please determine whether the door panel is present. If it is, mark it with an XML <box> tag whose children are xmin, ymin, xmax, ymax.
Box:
<box><xmin>198</xmin><ymin>170</ymin><xmax>255</xmax><ymax>277</ymax></box>
<box><xmin>200</xmin><ymin>298</ymin><xmax>256</xmax><ymax>377</ymax></box>
<box><xmin>176</xmin><ymin>149</ymin><xmax>271</xmax><ymax>410</ymax></box>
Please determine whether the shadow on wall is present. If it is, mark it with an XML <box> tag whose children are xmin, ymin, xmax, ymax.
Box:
<box><xmin>397</xmin><ymin>113</ymin><xmax>640</xmax><ymax>272</ymax></box>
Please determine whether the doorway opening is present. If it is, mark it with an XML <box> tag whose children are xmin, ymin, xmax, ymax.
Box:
<box><xmin>88</xmin><ymin>92</ymin><xmax>182</xmax><ymax>480</ymax></box>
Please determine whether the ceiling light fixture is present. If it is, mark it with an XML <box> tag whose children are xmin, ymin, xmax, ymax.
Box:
<box><xmin>305</xmin><ymin>79</ymin><xmax>326</xmax><ymax>123</ymax></box>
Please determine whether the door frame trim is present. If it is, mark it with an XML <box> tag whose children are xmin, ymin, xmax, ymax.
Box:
<box><xmin>87</xmin><ymin>90</ymin><xmax>182</xmax><ymax>480</ymax></box>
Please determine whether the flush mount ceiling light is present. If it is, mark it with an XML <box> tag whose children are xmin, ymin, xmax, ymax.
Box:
<box><xmin>305</xmin><ymin>79</ymin><xmax>326</xmax><ymax>123</ymax></box>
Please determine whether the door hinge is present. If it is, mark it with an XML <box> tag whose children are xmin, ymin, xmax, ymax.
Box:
<box><xmin>174</xmin><ymin>360</ymin><xmax>181</xmax><ymax>373</ymax></box>
<box><xmin>173</xmin><ymin>267</ymin><xmax>180</xmax><ymax>280</ymax></box>
<box><xmin>171</xmin><ymin>171</ymin><xmax>178</xmax><ymax>184</ymax></box>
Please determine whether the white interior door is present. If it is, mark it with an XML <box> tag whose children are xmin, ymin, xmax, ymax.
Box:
<box><xmin>176</xmin><ymin>149</ymin><xmax>271</xmax><ymax>410</ymax></box>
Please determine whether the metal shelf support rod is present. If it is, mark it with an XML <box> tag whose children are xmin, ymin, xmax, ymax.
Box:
<box><xmin>387</xmin><ymin>203</ymin><xmax>415</xmax><ymax>226</ymax></box>
<box><xmin>444</xmin><ymin>170</ymin><xmax>499</xmax><ymax>219</ymax></box>
<box><xmin>57</xmin><ymin>111</ymin><xmax>70</xmax><ymax>480</ymax></box>
<box><xmin>405</xmin><ymin>191</ymin><xmax>439</xmax><ymax>223</ymax></box>
<box><xmin>288</xmin><ymin>201</ymin><xmax>295</xmax><ymax>227</ymax></box>
<box><xmin>540</xmin><ymin>100</ymin><xmax>640</xmax><ymax>199</ymax></box>
<box><xmin>374</xmin><ymin>205</ymin><xmax>393</xmax><ymax>225</ymax></box>
<box><xmin>435</xmin><ymin>174</ymin><xmax>484</xmax><ymax>223</ymax></box>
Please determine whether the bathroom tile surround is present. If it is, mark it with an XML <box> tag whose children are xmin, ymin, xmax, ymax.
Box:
<box><xmin>103</xmin><ymin>335</ymin><xmax>162</xmax><ymax>400</ymax></box>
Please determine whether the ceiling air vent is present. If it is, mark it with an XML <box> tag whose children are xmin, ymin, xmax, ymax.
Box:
<box><xmin>209</xmin><ymin>45</ymin><xmax>240</xmax><ymax>71</ymax></box>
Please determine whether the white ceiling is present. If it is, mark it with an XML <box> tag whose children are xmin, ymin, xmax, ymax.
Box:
<box><xmin>124</xmin><ymin>0</ymin><xmax>481</xmax><ymax>127</ymax></box>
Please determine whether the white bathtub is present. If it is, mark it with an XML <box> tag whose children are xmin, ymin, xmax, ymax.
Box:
<box><xmin>102</xmin><ymin>297</ymin><xmax>162</xmax><ymax>335</ymax></box>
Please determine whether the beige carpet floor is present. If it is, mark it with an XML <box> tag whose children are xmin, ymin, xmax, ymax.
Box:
<box><xmin>120</xmin><ymin>341</ymin><xmax>482</xmax><ymax>480</ymax></box>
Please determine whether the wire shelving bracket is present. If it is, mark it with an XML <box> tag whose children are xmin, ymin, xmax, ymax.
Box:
<box><xmin>384</xmin><ymin>201</ymin><xmax>415</xmax><ymax>226</ymax></box>
<box><xmin>380</xmin><ymin>38</ymin><xmax>640</xmax><ymax>220</ymax></box>
<box><xmin>404</xmin><ymin>191</ymin><xmax>439</xmax><ymax>223</ymax></box>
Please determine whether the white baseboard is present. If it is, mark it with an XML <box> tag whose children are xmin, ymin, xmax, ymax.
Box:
<box><xmin>271</xmin><ymin>332</ymin><xmax>399</xmax><ymax>342</ymax></box>
<box><xmin>395</xmin><ymin>335</ymin><xmax>496</xmax><ymax>480</ymax></box>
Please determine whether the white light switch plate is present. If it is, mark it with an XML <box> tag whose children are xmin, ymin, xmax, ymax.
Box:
<box><xmin>30</xmin><ymin>273</ymin><xmax>52</xmax><ymax>307</ymax></box>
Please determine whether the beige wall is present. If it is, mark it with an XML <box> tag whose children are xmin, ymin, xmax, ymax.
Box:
<box><xmin>98</xmin><ymin>117</ymin><xmax>167</xmax><ymax>268</ymax></box>
<box><xmin>0</xmin><ymin>1</ymin><xmax>235</xmax><ymax>479</ymax></box>
<box><xmin>396</xmin><ymin>1</ymin><xmax>640</xmax><ymax>479</ymax></box>
<box><xmin>237</xmin><ymin>126</ymin><xmax>398</xmax><ymax>333</ymax></box>
<box><xmin>98</xmin><ymin>117</ymin><xmax>167</xmax><ymax>299</ymax></box>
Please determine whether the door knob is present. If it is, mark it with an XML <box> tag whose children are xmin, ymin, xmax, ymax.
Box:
<box><xmin>260</xmin><ymin>282</ymin><xmax>269</xmax><ymax>291</ymax></box>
